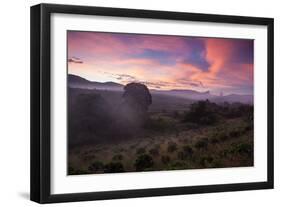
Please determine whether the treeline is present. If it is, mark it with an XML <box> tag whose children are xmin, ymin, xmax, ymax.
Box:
<box><xmin>183</xmin><ymin>100</ymin><xmax>253</xmax><ymax>125</ymax></box>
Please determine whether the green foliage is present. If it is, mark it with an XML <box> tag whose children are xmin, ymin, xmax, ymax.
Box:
<box><xmin>135</xmin><ymin>154</ymin><xmax>154</xmax><ymax>171</ymax></box>
<box><xmin>104</xmin><ymin>162</ymin><xmax>124</xmax><ymax>173</ymax></box>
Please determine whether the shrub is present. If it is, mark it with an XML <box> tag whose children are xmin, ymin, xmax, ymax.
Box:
<box><xmin>167</xmin><ymin>161</ymin><xmax>187</xmax><ymax>170</ymax></box>
<box><xmin>183</xmin><ymin>100</ymin><xmax>219</xmax><ymax>125</ymax></box>
<box><xmin>221</xmin><ymin>103</ymin><xmax>253</xmax><ymax>119</ymax></box>
<box><xmin>143</xmin><ymin>117</ymin><xmax>177</xmax><ymax>133</ymax></box>
<box><xmin>230</xmin><ymin>143</ymin><xmax>253</xmax><ymax>156</ymax></box>
<box><xmin>183</xmin><ymin>145</ymin><xmax>194</xmax><ymax>154</ymax></box>
<box><xmin>149</xmin><ymin>148</ymin><xmax>159</xmax><ymax>156</ymax></box>
<box><xmin>161</xmin><ymin>155</ymin><xmax>171</xmax><ymax>164</ymax></box>
<box><xmin>212</xmin><ymin>160</ymin><xmax>223</xmax><ymax>168</ymax></box>
<box><xmin>74</xmin><ymin>169</ymin><xmax>90</xmax><ymax>174</ymax></box>
<box><xmin>130</xmin><ymin>144</ymin><xmax>137</xmax><ymax>149</ymax></box>
<box><xmin>178</xmin><ymin>145</ymin><xmax>193</xmax><ymax>160</ymax></box>
<box><xmin>88</xmin><ymin>161</ymin><xmax>104</xmax><ymax>173</ymax></box>
<box><xmin>194</xmin><ymin>138</ymin><xmax>208</xmax><ymax>150</ymax></box>
<box><xmin>83</xmin><ymin>154</ymin><xmax>96</xmax><ymax>161</ymax></box>
<box><xmin>220</xmin><ymin>149</ymin><xmax>230</xmax><ymax>157</ymax></box>
<box><xmin>173</xmin><ymin>110</ymin><xmax>180</xmax><ymax>118</ymax></box>
<box><xmin>68</xmin><ymin>166</ymin><xmax>75</xmax><ymax>175</ymax></box>
<box><xmin>136</xmin><ymin>147</ymin><xmax>146</xmax><ymax>155</ymax></box>
<box><xmin>199</xmin><ymin>156</ymin><xmax>213</xmax><ymax>167</ymax></box>
<box><xmin>210</xmin><ymin>137</ymin><xmax>219</xmax><ymax>144</ymax></box>
<box><xmin>243</xmin><ymin>124</ymin><xmax>253</xmax><ymax>132</ymax></box>
<box><xmin>135</xmin><ymin>154</ymin><xmax>154</xmax><ymax>171</ymax></box>
<box><xmin>112</xmin><ymin>154</ymin><xmax>123</xmax><ymax>161</ymax></box>
<box><xmin>229</xmin><ymin>129</ymin><xmax>242</xmax><ymax>138</ymax></box>
<box><xmin>218</xmin><ymin>132</ymin><xmax>229</xmax><ymax>142</ymax></box>
<box><xmin>104</xmin><ymin>162</ymin><xmax>124</xmax><ymax>173</ymax></box>
<box><xmin>211</xmin><ymin>131</ymin><xmax>229</xmax><ymax>142</ymax></box>
<box><xmin>167</xmin><ymin>141</ymin><xmax>178</xmax><ymax>152</ymax></box>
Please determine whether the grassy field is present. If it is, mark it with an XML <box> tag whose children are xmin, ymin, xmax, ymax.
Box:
<box><xmin>68</xmin><ymin>91</ymin><xmax>253</xmax><ymax>175</ymax></box>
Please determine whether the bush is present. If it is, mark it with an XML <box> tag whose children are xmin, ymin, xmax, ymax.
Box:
<box><xmin>222</xmin><ymin>103</ymin><xmax>253</xmax><ymax>119</ymax></box>
<box><xmin>173</xmin><ymin>111</ymin><xmax>180</xmax><ymax>118</ymax></box>
<box><xmin>210</xmin><ymin>137</ymin><xmax>219</xmax><ymax>144</ymax></box>
<box><xmin>68</xmin><ymin>166</ymin><xmax>75</xmax><ymax>175</ymax></box>
<box><xmin>112</xmin><ymin>154</ymin><xmax>123</xmax><ymax>161</ymax></box>
<box><xmin>136</xmin><ymin>147</ymin><xmax>146</xmax><ymax>155</ymax></box>
<box><xmin>161</xmin><ymin>155</ymin><xmax>171</xmax><ymax>164</ymax></box>
<box><xmin>69</xmin><ymin>168</ymin><xmax>90</xmax><ymax>175</ymax></box>
<box><xmin>229</xmin><ymin>129</ymin><xmax>242</xmax><ymax>138</ymax></box>
<box><xmin>178</xmin><ymin>145</ymin><xmax>193</xmax><ymax>160</ymax></box>
<box><xmin>230</xmin><ymin>143</ymin><xmax>253</xmax><ymax>156</ymax></box>
<box><xmin>104</xmin><ymin>162</ymin><xmax>124</xmax><ymax>173</ymax></box>
<box><xmin>88</xmin><ymin>161</ymin><xmax>104</xmax><ymax>173</ymax></box>
<box><xmin>167</xmin><ymin>161</ymin><xmax>187</xmax><ymax>170</ymax></box>
<box><xmin>194</xmin><ymin>138</ymin><xmax>208</xmax><ymax>150</ymax></box>
<box><xmin>143</xmin><ymin>117</ymin><xmax>176</xmax><ymax>133</ymax></box>
<box><xmin>212</xmin><ymin>160</ymin><xmax>223</xmax><ymax>168</ymax></box>
<box><xmin>167</xmin><ymin>141</ymin><xmax>178</xmax><ymax>152</ymax></box>
<box><xmin>211</xmin><ymin>131</ymin><xmax>229</xmax><ymax>142</ymax></box>
<box><xmin>218</xmin><ymin>132</ymin><xmax>229</xmax><ymax>142</ymax></box>
<box><xmin>199</xmin><ymin>156</ymin><xmax>213</xmax><ymax>167</ymax></box>
<box><xmin>83</xmin><ymin>154</ymin><xmax>96</xmax><ymax>162</ymax></box>
<box><xmin>135</xmin><ymin>154</ymin><xmax>154</xmax><ymax>171</ymax></box>
<box><xmin>149</xmin><ymin>148</ymin><xmax>159</xmax><ymax>156</ymax></box>
<box><xmin>183</xmin><ymin>100</ymin><xmax>219</xmax><ymax>125</ymax></box>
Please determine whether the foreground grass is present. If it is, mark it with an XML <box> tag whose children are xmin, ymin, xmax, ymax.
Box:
<box><xmin>68</xmin><ymin>116</ymin><xmax>253</xmax><ymax>175</ymax></box>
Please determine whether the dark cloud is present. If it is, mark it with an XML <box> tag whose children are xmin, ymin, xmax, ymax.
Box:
<box><xmin>231</xmin><ymin>40</ymin><xmax>254</xmax><ymax>64</ymax></box>
<box><xmin>101</xmin><ymin>71</ymin><xmax>206</xmax><ymax>90</ymax></box>
<box><xmin>102</xmin><ymin>72</ymin><xmax>137</xmax><ymax>82</ymax></box>
<box><xmin>177</xmin><ymin>78</ymin><xmax>204</xmax><ymax>88</ymax></box>
<box><xmin>134</xmin><ymin>49</ymin><xmax>176</xmax><ymax>66</ymax></box>
<box><xmin>68</xmin><ymin>57</ymin><xmax>83</xmax><ymax>64</ymax></box>
<box><xmin>181</xmin><ymin>38</ymin><xmax>210</xmax><ymax>71</ymax></box>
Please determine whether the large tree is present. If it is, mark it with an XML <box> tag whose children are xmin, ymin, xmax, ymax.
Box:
<box><xmin>122</xmin><ymin>83</ymin><xmax>152</xmax><ymax>125</ymax></box>
<box><xmin>123</xmin><ymin>83</ymin><xmax>152</xmax><ymax>112</ymax></box>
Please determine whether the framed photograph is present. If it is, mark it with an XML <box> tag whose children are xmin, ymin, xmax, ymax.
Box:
<box><xmin>30</xmin><ymin>3</ymin><xmax>274</xmax><ymax>203</ymax></box>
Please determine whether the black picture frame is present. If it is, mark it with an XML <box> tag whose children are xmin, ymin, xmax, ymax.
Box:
<box><xmin>30</xmin><ymin>3</ymin><xmax>274</xmax><ymax>204</ymax></box>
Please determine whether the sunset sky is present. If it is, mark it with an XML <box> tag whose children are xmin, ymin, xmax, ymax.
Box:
<box><xmin>67</xmin><ymin>31</ymin><xmax>254</xmax><ymax>95</ymax></box>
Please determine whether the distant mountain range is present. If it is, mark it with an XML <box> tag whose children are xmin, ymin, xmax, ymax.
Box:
<box><xmin>68</xmin><ymin>74</ymin><xmax>123</xmax><ymax>91</ymax></box>
<box><xmin>68</xmin><ymin>74</ymin><xmax>253</xmax><ymax>104</ymax></box>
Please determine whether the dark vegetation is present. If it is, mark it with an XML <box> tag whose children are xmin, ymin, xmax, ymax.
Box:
<box><xmin>68</xmin><ymin>83</ymin><xmax>253</xmax><ymax>175</ymax></box>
